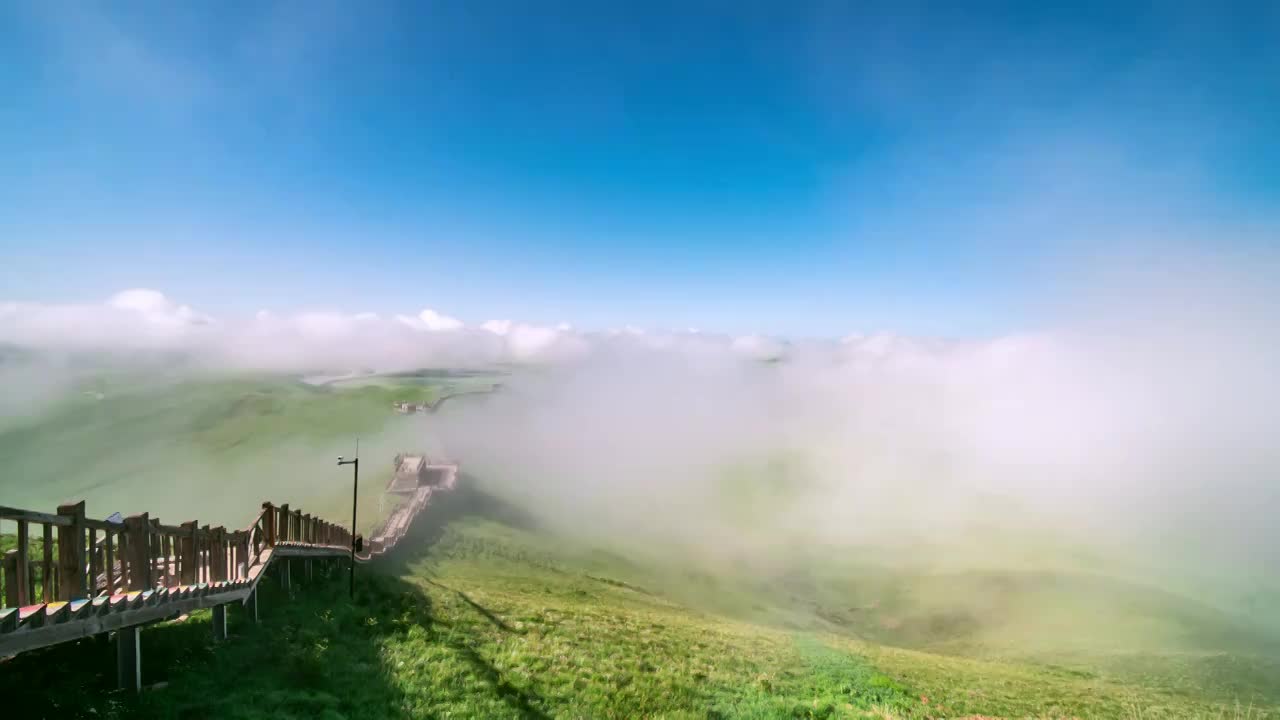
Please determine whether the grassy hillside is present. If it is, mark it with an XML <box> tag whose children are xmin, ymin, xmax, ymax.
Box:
<box><xmin>3</xmin><ymin>373</ymin><xmax>1277</xmax><ymax>717</ymax></box>
<box><xmin>4</xmin><ymin>489</ymin><xmax>1277</xmax><ymax>719</ymax></box>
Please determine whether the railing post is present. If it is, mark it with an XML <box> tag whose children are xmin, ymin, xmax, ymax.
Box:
<box><xmin>3</xmin><ymin>551</ymin><xmax>18</xmax><ymax>607</ymax></box>
<box><xmin>158</xmin><ymin>529</ymin><xmax>171</xmax><ymax>587</ymax></box>
<box><xmin>42</xmin><ymin>524</ymin><xmax>54</xmax><ymax>600</ymax></box>
<box><xmin>148</xmin><ymin>518</ymin><xmax>162</xmax><ymax>586</ymax></box>
<box><xmin>124</xmin><ymin>513</ymin><xmax>151</xmax><ymax>591</ymax></box>
<box><xmin>211</xmin><ymin>527</ymin><xmax>227</xmax><ymax>582</ymax></box>
<box><xmin>57</xmin><ymin>500</ymin><xmax>87</xmax><ymax>600</ymax></box>
<box><xmin>278</xmin><ymin>504</ymin><xmax>290</xmax><ymax>542</ymax></box>
<box><xmin>199</xmin><ymin>525</ymin><xmax>211</xmax><ymax>583</ymax></box>
<box><xmin>179</xmin><ymin>521</ymin><xmax>197</xmax><ymax>585</ymax></box>
<box><xmin>88</xmin><ymin>526</ymin><xmax>101</xmax><ymax>596</ymax></box>
<box><xmin>302</xmin><ymin>513</ymin><xmax>311</xmax><ymax>544</ymax></box>
<box><xmin>262</xmin><ymin>502</ymin><xmax>276</xmax><ymax>547</ymax></box>
<box><xmin>15</xmin><ymin>520</ymin><xmax>30</xmax><ymax>606</ymax></box>
<box><xmin>103</xmin><ymin>530</ymin><xmax>115</xmax><ymax>596</ymax></box>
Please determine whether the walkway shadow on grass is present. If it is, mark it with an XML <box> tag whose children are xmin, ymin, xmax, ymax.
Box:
<box><xmin>366</xmin><ymin>480</ymin><xmax>552</xmax><ymax>718</ymax></box>
<box><xmin>422</xmin><ymin>577</ymin><xmax>522</xmax><ymax>634</ymax></box>
<box><xmin>0</xmin><ymin>559</ymin><xmax>418</xmax><ymax>720</ymax></box>
<box><xmin>0</xmin><ymin>481</ymin><xmax>552</xmax><ymax>720</ymax></box>
<box><xmin>440</xmin><ymin>623</ymin><xmax>550</xmax><ymax>720</ymax></box>
<box><xmin>375</xmin><ymin>476</ymin><xmax>541</xmax><ymax>574</ymax></box>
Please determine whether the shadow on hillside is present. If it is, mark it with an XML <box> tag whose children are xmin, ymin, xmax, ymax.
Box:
<box><xmin>363</xmin><ymin>479</ymin><xmax>551</xmax><ymax>717</ymax></box>
<box><xmin>377</xmin><ymin>475</ymin><xmax>541</xmax><ymax>574</ymax></box>
<box><xmin>0</xmin><ymin>561</ymin><xmax>423</xmax><ymax>719</ymax></box>
<box><xmin>422</xmin><ymin>577</ymin><xmax>522</xmax><ymax>634</ymax></box>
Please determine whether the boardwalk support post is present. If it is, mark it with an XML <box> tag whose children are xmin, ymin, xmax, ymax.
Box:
<box><xmin>212</xmin><ymin>604</ymin><xmax>228</xmax><ymax>641</ymax></box>
<box><xmin>116</xmin><ymin>626</ymin><xmax>141</xmax><ymax>691</ymax></box>
<box><xmin>280</xmin><ymin>558</ymin><xmax>291</xmax><ymax>591</ymax></box>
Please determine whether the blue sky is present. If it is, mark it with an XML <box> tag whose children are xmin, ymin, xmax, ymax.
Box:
<box><xmin>1</xmin><ymin>1</ymin><xmax>1276</xmax><ymax>337</ymax></box>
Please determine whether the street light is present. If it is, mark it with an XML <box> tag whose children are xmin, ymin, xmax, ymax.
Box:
<box><xmin>338</xmin><ymin>446</ymin><xmax>359</xmax><ymax>598</ymax></box>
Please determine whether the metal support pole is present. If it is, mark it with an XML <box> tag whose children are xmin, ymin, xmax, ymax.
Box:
<box><xmin>339</xmin><ymin>450</ymin><xmax>359</xmax><ymax>598</ymax></box>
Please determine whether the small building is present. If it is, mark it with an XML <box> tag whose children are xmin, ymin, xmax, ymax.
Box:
<box><xmin>392</xmin><ymin>401</ymin><xmax>429</xmax><ymax>414</ymax></box>
<box><xmin>388</xmin><ymin>453</ymin><xmax>458</xmax><ymax>494</ymax></box>
<box><xmin>389</xmin><ymin>454</ymin><xmax>427</xmax><ymax>493</ymax></box>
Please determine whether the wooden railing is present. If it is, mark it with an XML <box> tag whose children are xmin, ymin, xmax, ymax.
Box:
<box><xmin>0</xmin><ymin>459</ymin><xmax>457</xmax><ymax>691</ymax></box>
<box><xmin>0</xmin><ymin>501</ymin><xmax>352</xmax><ymax>610</ymax></box>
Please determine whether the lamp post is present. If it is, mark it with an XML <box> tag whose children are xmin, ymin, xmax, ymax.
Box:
<box><xmin>337</xmin><ymin>449</ymin><xmax>359</xmax><ymax>598</ymax></box>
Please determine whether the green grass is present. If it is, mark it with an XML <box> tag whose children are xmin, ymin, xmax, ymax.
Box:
<box><xmin>5</xmin><ymin>490</ymin><xmax>1276</xmax><ymax>719</ymax></box>
<box><xmin>0</xmin><ymin>371</ymin><xmax>498</xmax><ymax>530</ymax></box>
<box><xmin>3</xmin><ymin>374</ymin><xmax>1278</xmax><ymax>718</ymax></box>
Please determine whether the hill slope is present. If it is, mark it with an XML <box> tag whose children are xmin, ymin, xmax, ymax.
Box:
<box><xmin>4</xmin><ymin>489</ymin><xmax>1277</xmax><ymax>719</ymax></box>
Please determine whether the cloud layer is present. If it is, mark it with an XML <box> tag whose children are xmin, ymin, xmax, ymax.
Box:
<box><xmin>2</xmin><ymin>260</ymin><xmax>1278</xmax><ymax>605</ymax></box>
<box><xmin>0</xmin><ymin>289</ymin><xmax>596</xmax><ymax>369</ymax></box>
<box><xmin>0</xmin><ymin>288</ymin><xmax>833</xmax><ymax>372</ymax></box>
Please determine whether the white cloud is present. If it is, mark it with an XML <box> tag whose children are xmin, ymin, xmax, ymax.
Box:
<box><xmin>397</xmin><ymin>308</ymin><xmax>463</xmax><ymax>332</ymax></box>
<box><xmin>107</xmin><ymin>288</ymin><xmax>212</xmax><ymax>327</ymax></box>
<box><xmin>107</xmin><ymin>288</ymin><xmax>173</xmax><ymax>313</ymax></box>
<box><xmin>0</xmin><ymin>290</ymin><xmax>596</xmax><ymax>369</ymax></box>
<box><xmin>481</xmin><ymin>319</ymin><xmax>513</xmax><ymax>336</ymax></box>
<box><xmin>731</xmin><ymin>334</ymin><xmax>787</xmax><ymax>360</ymax></box>
<box><xmin>505</xmin><ymin>324</ymin><xmax>568</xmax><ymax>360</ymax></box>
<box><xmin>418</xmin><ymin>308</ymin><xmax>462</xmax><ymax>331</ymax></box>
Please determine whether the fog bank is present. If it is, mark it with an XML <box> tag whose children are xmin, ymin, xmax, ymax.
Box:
<box><xmin>2</xmin><ymin>252</ymin><xmax>1277</xmax><ymax>608</ymax></box>
<box><xmin>419</xmin><ymin>254</ymin><xmax>1280</xmax><ymax>603</ymax></box>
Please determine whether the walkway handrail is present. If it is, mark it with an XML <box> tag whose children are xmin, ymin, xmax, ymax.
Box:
<box><xmin>0</xmin><ymin>460</ymin><xmax>457</xmax><ymax>676</ymax></box>
<box><xmin>0</xmin><ymin>499</ymin><xmax>351</xmax><ymax>611</ymax></box>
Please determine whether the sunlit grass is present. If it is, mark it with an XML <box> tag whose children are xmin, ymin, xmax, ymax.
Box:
<box><xmin>3</xmin><ymin>509</ymin><xmax>1278</xmax><ymax>718</ymax></box>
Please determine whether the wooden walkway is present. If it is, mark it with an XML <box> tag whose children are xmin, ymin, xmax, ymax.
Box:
<box><xmin>366</xmin><ymin>462</ymin><xmax>457</xmax><ymax>557</ymax></box>
<box><xmin>0</xmin><ymin>461</ymin><xmax>458</xmax><ymax>688</ymax></box>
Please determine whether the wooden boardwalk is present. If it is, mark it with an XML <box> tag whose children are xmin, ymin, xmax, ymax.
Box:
<box><xmin>0</xmin><ymin>460</ymin><xmax>458</xmax><ymax>688</ymax></box>
<box><xmin>366</xmin><ymin>461</ymin><xmax>457</xmax><ymax>558</ymax></box>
